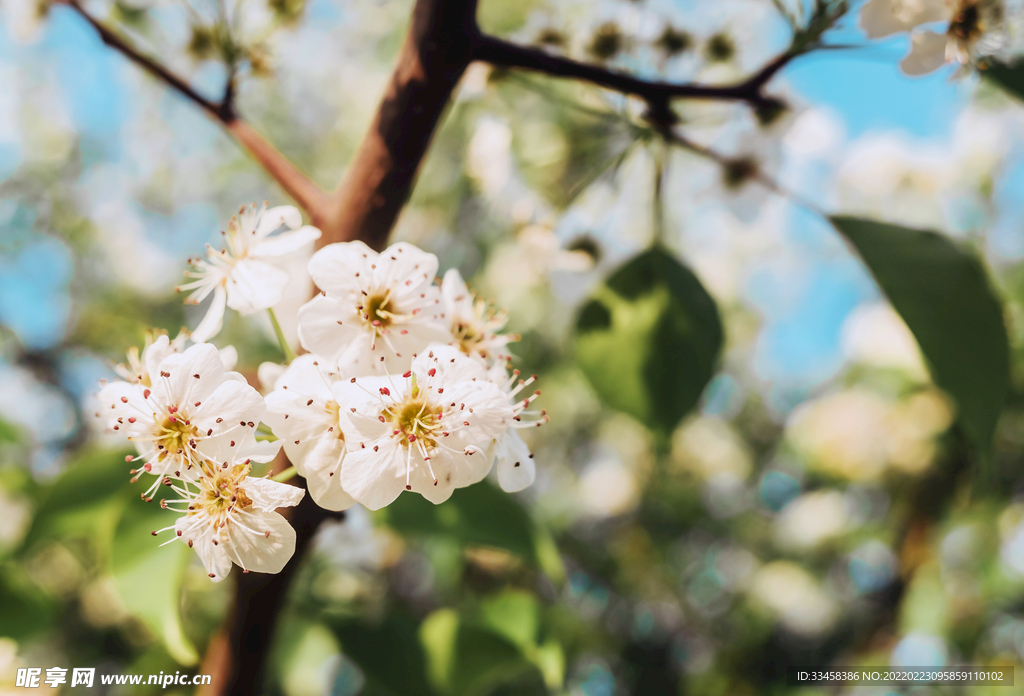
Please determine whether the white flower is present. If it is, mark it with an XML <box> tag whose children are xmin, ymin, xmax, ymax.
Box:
<box><xmin>178</xmin><ymin>203</ymin><xmax>322</xmax><ymax>343</ymax></box>
<box><xmin>485</xmin><ymin>363</ymin><xmax>548</xmax><ymax>493</ymax></box>
<box><xmin>332</xmin><ymin>345</ymin><xmax>513</xmax><ymax>510</ymax></box>
<box><xmin>860</xmin><ymin>0</ymin><xmax>1007</xmax><ymax>74</ymax></box>
<box><xmin>113</xmin><ymin>330</ymin><xmax>238</xmax><ymax>387</ymax></box>
<box><xmin>263</xmin><ymin>355</ymin><xmax>355</xmax><ymax>512</ymax></box>
<box><xmin>440</xmin><ymin>269</ymin><xmax>517</xmax><ymax>364</ymax></box>
<box><xmin>297</xmin><ymin>241</ymin><xmax>447</xmax><ymax>373</ymax></box>
<box><xmin>1</xmin><ymin>0</ymin><xmax>47</xmax><ymax>42</ymax></box>
<box><xmin>97</xmin><ymin>343</ymin><xmax>280</xmax><ymax>498</ymax></box>
<box><xmin>157</xmin><ymin>451</ymin><xmax>304</xmax><ymax>582</ymax></box>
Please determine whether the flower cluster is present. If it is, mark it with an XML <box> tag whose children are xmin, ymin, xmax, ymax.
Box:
<box><xmin>860</xmin><ymin>0</ymin><xmax>1010</xmax><ymax>75</ymax></box>
<box><xmin>267</xmin><ymin>239</ymin><xmax>545</xmax><ymax>511</ymax></box>
<box><xmin>96</xmin><ymin>204</ymin><xmax>545</xmax><ymax>581</ymax></box>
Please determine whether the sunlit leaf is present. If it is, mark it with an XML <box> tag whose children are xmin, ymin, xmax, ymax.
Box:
<box><xmin>831</xmin><ymin>216</ymin><xmax>1009</xmax><ymax>454</ymax></box>
<box><xmin>575</xmin><ymin>247</ymin><xmax>723</xmax><ymax>438</ymax></box>
<box><xmin>420</xmin><ymin>608</ymin><xmax>539</xmax><ymax>696</ymax></box>
<box><xmin>111</xmin><ymin>496</ymin><xmax>198</xmax><ymax>665</ymax></box>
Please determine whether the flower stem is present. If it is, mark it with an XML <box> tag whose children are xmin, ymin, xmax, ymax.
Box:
<box><xmin>271</xmin><ymin>466</ymin><xmax>297</xmax><ymax>483</ymax></box>
<box><xmin>267</xmin><ymin>308</ymin><xmax>296</xmax><ymax>363</ymax></box>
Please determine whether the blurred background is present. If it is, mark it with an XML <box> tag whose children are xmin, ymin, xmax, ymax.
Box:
<box><xmin>3</xmin><ymin>0</ymin><xmax>1024</xmax><ymax>693</ymax></box>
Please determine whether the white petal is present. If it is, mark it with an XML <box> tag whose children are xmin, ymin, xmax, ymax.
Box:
<box><xmin>190</xmin><ymin>285</ymin><xmax>227</xmax><ymax>344</ymax></box>
<box><xmin>296</xmin><ymin>294</ymin><xmax>362</xmax><ymax>361</ymax></box>
<box><xmin>224</xmin><ymin>510</ymin><xmax>296</xmax><ymax>574</ymax></box>
<box><xmin>375</xmin><ymin>242</ymin><xmax>439</xmax><ymax>292</ymax></box>
<box><xmin>241</xmin><ymin>476</ymin><xmax>305</xmax><ymax>511</ymax></box>
<box><xmin>494</xmin><ymin>431</ymin><xmax>536</xmax><ymax>492</ymax></box>
<box><xmin>297</xmin><ymin>436</ymin><xmax>356</xmax><ymax>511</ymax></box>
<box><xmin>859</xmin><ymin>0</ymin><xmax>948</xmax><ymax>38</ymax></box>
<box><xmin>97</xmin><ymin>381</ymin><xmax>146</xmax><ymax>427</ymax></box>
<box><xmin>901</xmin><ymin>30</ymin><xmax>949</xmax><ymax>75</ymax></box>
<box><xmin>258</xmin><ymin>361</ymin><xmax>287</xmax><ymax>393</ymax></box>
<box><xmin>308</xmin><ymin>241</ymin><xmax>377</xmax><ymax>296</ymax></box>
<box><xmin>441</xmin><ymin>268</ymin><xmax>474</xmax><ymax>318</ymax></box>
<box><xmin>193</xmin><ymin>379</ymin><xmax>266</xmax><ymax>435</ymax></box>
<box><xmin>218</xmin><ymin>345</ymin><xmax>239</xmax><ymax>372</ymax></box>
<box><xmin>155</xmin><ymin>343</ymin><xmax>226</xmax><ymax>406</ymax></box>
<box><xmin>338</xmin><ymin>445</ymin><xmax>406</xmax><ymax>511</ymax></box>
<box><xmin>238</xmin><ymin>437</ymin><xmax>282</xmax><ymax>463</ymax></box>
<box><xmin>178</xmin><ymin>520</ymin><xmax>232</xmax><ymax>582</ymax></box>
<box><xmin>225</xmin><ymin>260</ymin><xmax>290</xmax><ymax>314</ymax></box>
<box><xmin>251</xmin><ymin>226</ymin><xmax>322</xmax><ymax>259</ymax></box>
<box><xmin>256</xmin><ymin>205</ymin><xmax>303</xmax><ymax>236</ymax></box>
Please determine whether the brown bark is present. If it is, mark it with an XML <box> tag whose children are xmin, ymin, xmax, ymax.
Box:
<box><xmin>320</xmin><ymin>0</ymin><xmax>480</xmax><ymax>248</ymax></box>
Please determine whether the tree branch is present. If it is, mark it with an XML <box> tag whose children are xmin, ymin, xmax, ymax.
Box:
<box><xmin>321</xmin><ymin>0</ymin><xmax>480</xmax><ymax>247</ymax></box>
<box><xmin>474</xmin><ymin>35</ymin><xmax>794</xmax><ymax>111</ymax></box>
<box><xmin>57</xmin><ymin>0</ymin><xmax>332</xmax><ymax>226</ymax></box>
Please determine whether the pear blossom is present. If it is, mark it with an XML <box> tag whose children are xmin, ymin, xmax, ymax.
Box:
<box><xmin>860</xmin><ymin>0</ymin><xmax>1008</xmax><ymax>74</ymax></box>
<box><xmin>440</xmin><ymin>268</ymin><xmax>517</xmax><ymax>364</ymax></box>
<box><xmin>156</xmin><ymin>450</ymin><xmax>304</xmax><ymax>582</ymax></box>
<box><xmin>333</xmin><ymin>345</ymin><xmax>514</xmax><ymax>510</ymax></box>
<box><xmin>485</xmin><ymin>363</ymin><xmax>548</xmax><ymax>493</ymax></box>
<box><xmin>297</xmin><ymin>241</ymin><xmax>447</xmax><ymax>373</ymax></box>
<box><xmin>113</xmin><ymin>330</ymin><xmax>238</xmax><ymax>387</ymax></box>
<box><xmin>97</xmin><ymin>343</ymin><xmax>280</xmax><ymax>498</ymax></box>
<box><xmin>178</xmin><ymin>203</ymin><xmax>322</xmax><ymax>343</ymax></box>
<box><xmin>263</xmin><ymin>355</ymin><xmax>356</xmax><ymax>511</ymax></box>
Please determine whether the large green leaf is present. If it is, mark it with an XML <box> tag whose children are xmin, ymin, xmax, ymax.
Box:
<box><xmin>21</xmin><ymin>446</ymin><xmax>133</xmax><ymax>554</ymax></box>
<box><xmin>831</xmin><ymin>216</ymin><xmax>1009</xmax><ymax>453</ymax></box>
<box><xmin>111</xmin><ymin>496</ymin><xmax>198</xmax><ymax>665</ymax></box>
<box><xmin>377</xmin><ymin>480</ymin><xmax>563</xmax><ymax>582</ymax></box>
<box><xmin>575</xmin><ymin>247</ymin><xmax>723</xmax><ymax>437</ymax></box>
<box><xmin>0</xmin><ymin>566</ymin><xmax>53</xmax><ymax>639</ymax></box>
<box><xmin>984</xmin><ymin>60</ymin><xmax>1024</xmax><ymax>101</ymax></box>
<box><xmin>331</xmin><ymin>613</ymin><xmax>436</xmax><ymax>696</ymax></box>
<box><xmin>420</xmin><ymin>608</ymin><xmax>540</xmax><ymax>696</ymax></box>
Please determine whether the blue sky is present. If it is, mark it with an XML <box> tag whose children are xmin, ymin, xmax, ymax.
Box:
<box><xmin>0</xmin><ymin>4</ymin><xmax>981</xmax><ymax>401</ymax></box>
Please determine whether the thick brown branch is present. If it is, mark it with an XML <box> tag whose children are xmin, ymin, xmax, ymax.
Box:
<box><xmin>322</xmin><ymin>0</ymin><xmax>480</xmax><ymax>247</ymax></box>
<box><xmin>474</xmin><ymin>35</ymin><xmax>794</xmax><ymax>110</ymax></box>
<box><xmin>58</xmin><ymin>0</ymin><xmax>331</xmax><ymax>226</ymax></box>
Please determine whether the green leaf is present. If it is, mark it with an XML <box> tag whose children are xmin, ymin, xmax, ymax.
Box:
<box><xmin>111</xmin><ymin>496</ymin><xmax>197</xmax><ymax>665</ymax></box>
<box><xmin>479</xmin><ymin>590</ymin><xmax>539</xmax><ymax>651</ymax></box>
<box><xmin>831</xmin><ymin>216</ymin><xmax>1009</xmax><ymax>454</ymax></box>
<box><xmin>420</xmin><ymin>609</ymin><xmax>539</xmax><ymax>696</ymax></box>
<box><xmin>377</xmin><ymin>480</ymin><xmax>562</xmax><ymax>581</ymax></box>
<box><xmin>21</xmin><ymin>447</ymin><xmax>133</xmax><ymax>553</ymax></box>
<box><xmin>984</xmin><ymin>60</ymin><xmax>1024</xmax><ymax>101</ymax></box>
<box><xmin>575</xmin><ymin>247</ymin><xmax>723</xmax><ymax>437</ymax></box>
<box><xmin>331</xmin><ymin>612</ymin><xmax>435</xmax><ymax>696</ymax></box>
<box><xmin>0</xmin><ymin>565</ymin><xmax>53</xmax><ymax>640</ymax></box>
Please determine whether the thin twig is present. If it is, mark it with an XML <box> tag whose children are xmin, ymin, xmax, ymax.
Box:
<box><xmin>474</xmin><ymin>35</ymin><xmax>796</xmax><ymax>112</ymax></box>
<box><xmin>57</xmin><ymin>0</ymin><xmax>332</xmax><ymax>225</ymax></box>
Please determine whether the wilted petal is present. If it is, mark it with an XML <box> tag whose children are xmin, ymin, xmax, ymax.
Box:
<box><xmin>901</xmin><ymin>30</ymin><xmax>949</xmax><ymax>74</ymax></box>
<box><xmin>241</xmin><ymin>476</ymin><xmax>305</xmax><ymax>512</ymax></box>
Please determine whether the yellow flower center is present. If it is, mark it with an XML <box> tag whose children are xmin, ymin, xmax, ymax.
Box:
<box><xmin>156</xmin><ymin>412</ymin><xmax>199</xmax><ymax>461</ymax></box>
<box><xmin>383</xmin><ymin>391</ymin><xmax>442</xmax><ymax>449</ymax></box>
<box><xmin>361</xmin><ymin>292</ymin><xmax>394</xmax><ymax>333</ymax></box>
